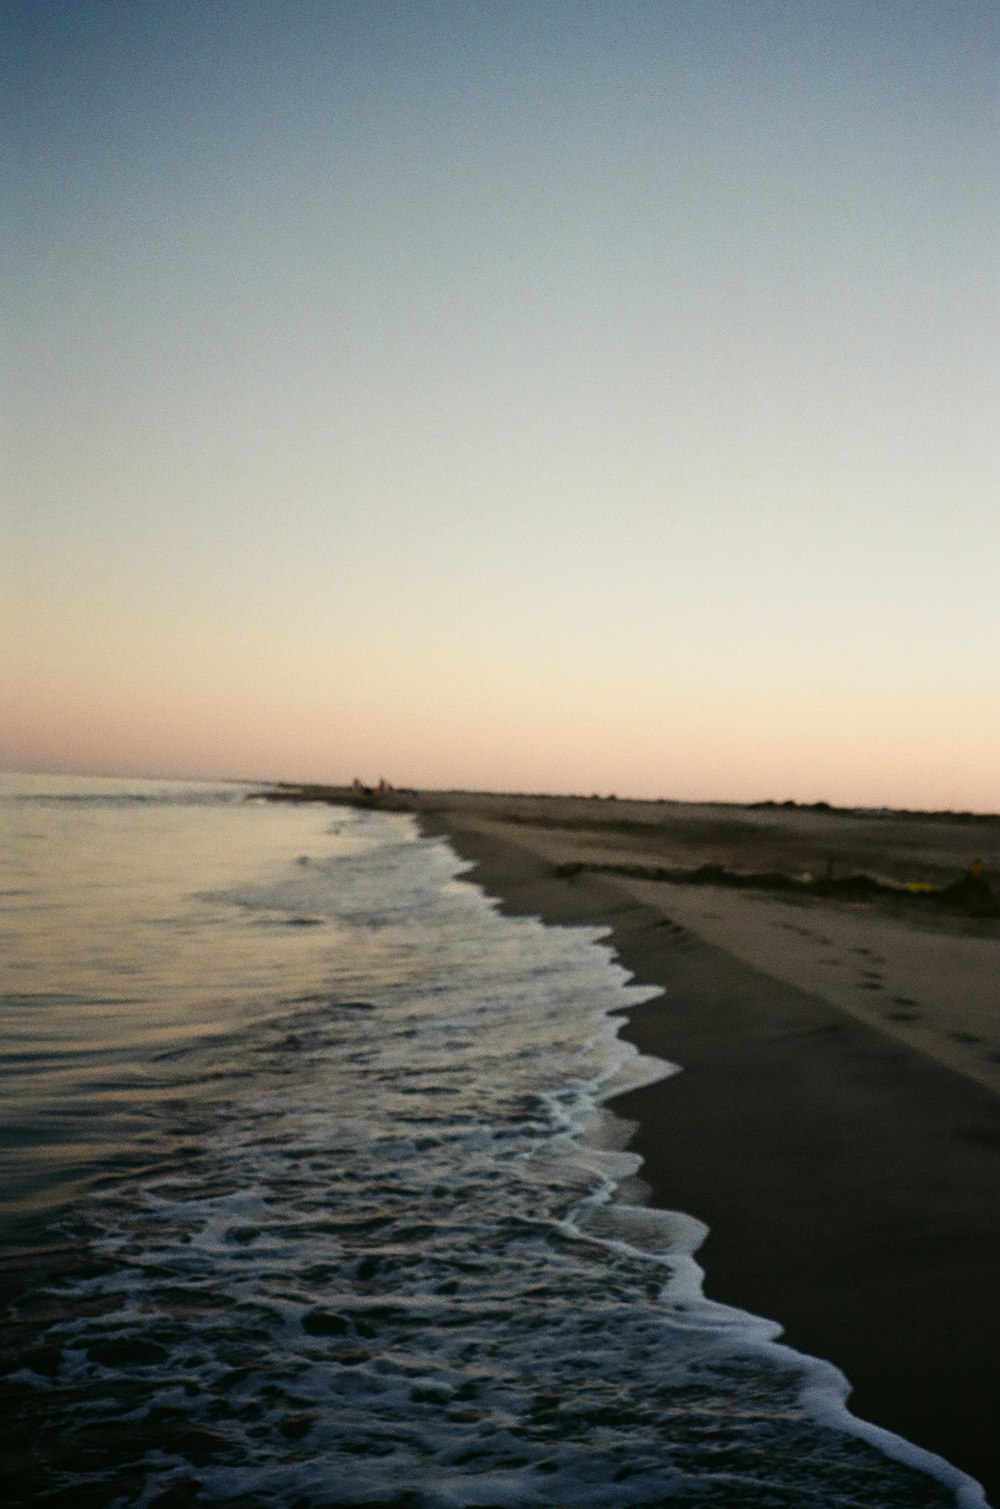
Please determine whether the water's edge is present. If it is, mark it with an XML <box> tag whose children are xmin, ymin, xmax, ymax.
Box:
<box><xmin>409</xmin><ymin>801</ymin><xmax>993</xmax><ymax>1508</ymax></box>
<box><xmin>0</xmin><ymin>778</ymin><xmax>989</xmax><ymax>1507</ymax></box>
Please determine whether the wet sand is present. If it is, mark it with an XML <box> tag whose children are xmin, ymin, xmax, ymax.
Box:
<box><xmin>265</xmin><ymin>787</ymin><xmax>1000</xmax><ymax>1500</ymax></box>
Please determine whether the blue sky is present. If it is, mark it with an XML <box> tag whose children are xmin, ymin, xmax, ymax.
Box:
<box><xmin>4</xmin><ymin>1</ymin><xmax>998</xmax><ymax>806</ymax></box>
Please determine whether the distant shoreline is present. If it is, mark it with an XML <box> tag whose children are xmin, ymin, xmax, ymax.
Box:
<box><xmin>256</xmin><ymin>780</ymin><xmax>1000</xmax><ymax>823</ymax></box>
<box><xmin>255</xmin><ymin>783</ymin><xmax>1000</xmax><ymax>921</ymax></box>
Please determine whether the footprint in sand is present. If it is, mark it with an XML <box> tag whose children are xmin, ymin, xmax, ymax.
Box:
<box><xmin>888</xmin><ymin>1008</ymin><xmax>921</xmax><ymax>1021</ymax></box>
<box><xmin>656</xmin><ymin>920</ymin><xmax>693</xmax><ymax>945</ymax></box>
<box><xmin>948</xmin><ymin>1030</ymin><xmax>982</xmax><ymax>1045</ymax></box>
<box><xmin>857</xmin><ymin>971</ymin><xmax>884</xmax><ymax>991</ymax></box>
<box><xmin>853</xmin><ymin>947</ymin><xmax>887</xmax><ymax>965</ymax></box>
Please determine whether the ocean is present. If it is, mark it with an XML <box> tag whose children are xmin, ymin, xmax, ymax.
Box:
<box><xmin>0</xmin><ymin>772</ymin><xmax>985</xmax><ymax>1508</ymax></box>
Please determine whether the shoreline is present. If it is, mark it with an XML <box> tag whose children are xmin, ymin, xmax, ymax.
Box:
<box><xmin>263</xmin><ymin>787</ymin><xmax>1000</xmax><ymax>1500</ymax></box>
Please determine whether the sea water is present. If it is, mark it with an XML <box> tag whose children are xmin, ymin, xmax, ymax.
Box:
<box><xmin>0</xmin><ymin>772</ymin><xmax>985</xmax><ymax>1508</ymax></box>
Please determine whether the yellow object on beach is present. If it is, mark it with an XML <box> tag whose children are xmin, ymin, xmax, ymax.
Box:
<box><xmin>906</xmin><ymin>881</ymin><xmax>936</xmax><ymax>894</ymax></box>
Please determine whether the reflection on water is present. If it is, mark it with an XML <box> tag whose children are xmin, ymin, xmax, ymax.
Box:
<box><xmin>0</xmin><ymin>774</ymin><xmax>343</xmax><ymax>1233</ymax></box>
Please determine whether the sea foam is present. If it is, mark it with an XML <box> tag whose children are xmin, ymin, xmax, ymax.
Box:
<box><xmin>0</xmin><ymin>781</ymin><xmax>985</xmax><ymax>1507</ymax></box>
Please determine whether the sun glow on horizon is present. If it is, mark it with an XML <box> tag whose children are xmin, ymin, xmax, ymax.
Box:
<box><xmin>6</xmin><ymin>2</ymin><xmax>998</xmax><ymax>813</ymax></box>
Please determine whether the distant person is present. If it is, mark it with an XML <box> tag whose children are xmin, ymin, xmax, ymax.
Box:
<box><xmin>948</xmin><ymin>858</ymin><xmax>995</xmax><ymax>917</ymax></box>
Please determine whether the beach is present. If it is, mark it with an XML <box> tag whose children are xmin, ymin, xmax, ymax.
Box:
<box><xmin>4</xmin><ymin>773</ymin><xmax>998</xmax><ymax>1506</ymax></box>
<box><xmin>270</xmin><ymin>786</ymin><xmax>1000</xmax><ymax>1501</ymax></box>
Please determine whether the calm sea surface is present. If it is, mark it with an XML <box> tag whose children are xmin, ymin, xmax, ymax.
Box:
<box><xmin>0</xmin><ymin>773</ymin><xmax>984</xmax><ymax>1507</ymax></box>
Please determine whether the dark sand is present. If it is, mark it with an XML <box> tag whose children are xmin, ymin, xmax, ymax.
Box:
<box><xmin>264</xmin><ymin>788</ymin><xmax>1000</xmax><ymax>1500</ymax></box>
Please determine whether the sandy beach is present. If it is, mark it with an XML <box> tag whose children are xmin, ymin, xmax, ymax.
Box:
<box><xmin>267</xmin><ymin>787</ymin><xmax>1000</xmax><ymax>1500</ymax></box>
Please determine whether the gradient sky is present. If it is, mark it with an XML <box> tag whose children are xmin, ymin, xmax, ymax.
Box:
<box><xmin>4</xmin><ymin>1</ymin><xmax>998</xmax><ymax>808</ymax></box>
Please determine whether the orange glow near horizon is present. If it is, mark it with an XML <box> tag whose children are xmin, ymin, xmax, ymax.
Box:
<box><xmin>5</xmin><ymin>663</ymin><xmax>999</xmax><ymax>815</ymax></box>
<box><xmin>6</xmin><ymin>5</ymin><xmax>998</xmax><ymax>815</ymax></box>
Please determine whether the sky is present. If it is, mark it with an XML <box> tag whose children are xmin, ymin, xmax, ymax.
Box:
<box><xmin>4</xmin><ymin>0</ymin><xmax>998</xmax><ymax>809</ymax></box>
